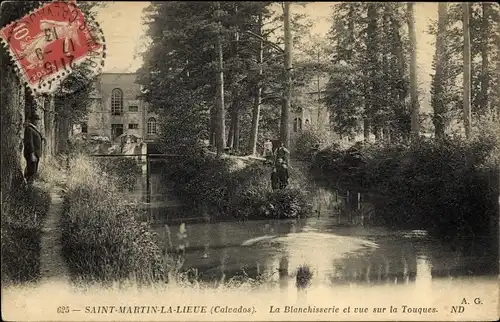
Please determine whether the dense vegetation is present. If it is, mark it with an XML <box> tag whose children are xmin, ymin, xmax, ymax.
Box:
<box><xmin>160</xmin><ymin>152</ymin><xmax>312</xmax><ymax>221</ymax></box>
<box><xmin>60</xmin><ymin>156</ymin><xmax>166</xmax><ymax>284</ymax></box>
<box><xmin>311</xmin><ymin>121</ymin><xmax>500</xmax><ymax>240</ymax></box>
<box><xmin>1</xmin><ymin>185</ymin><xmax>51</xmax><ymax>285</ymax></box>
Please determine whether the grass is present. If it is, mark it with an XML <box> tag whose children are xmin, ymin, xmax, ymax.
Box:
<box><xmin>60</xmin><ymin>154</ymin><xmax>168</xmax><ymax>285</ymax></box>
<box><xmin>1</xmin><ymin>179</ymin><xmax>51</xmax><ymax>285</ymax></box>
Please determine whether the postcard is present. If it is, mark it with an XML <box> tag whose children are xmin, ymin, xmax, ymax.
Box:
<box><xmin>1</xmin><ymin>1</ymin><xmax>498</xmax><ymax>321</ymax></box>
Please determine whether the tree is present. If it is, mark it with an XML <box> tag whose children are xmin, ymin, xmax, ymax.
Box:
<box><xmin>479</xmin><ymin>3</ymin><xmax>490</xmax><ymax>115</ymax></box>
<box><xmin>281</xmin><ymin>2</ymin><xmax>292</xmax><ymax>148</ymax></box>
<box><xmin>463</xmin><ymin>2</ymin><xmax>472</xmax><ymax>138</ymax></box>
<box><xmin>215</xmin><ymin>2</ymin><xmax>226</xmax><ymax>155</ymax></box>
<box><xmin>248</xmin><ymin>13</ymin><xmax>264</xmax><ymax>155</ymax></box>
<box><xmin>430</xmin><ymin>3</ymin><xmax>451</xmax><ymax>139</ymax></box>
<box><xmin>407</xmin><ymin>2</ymin><xmax>420</xmax><ymax>140</ymax></box>
<box><xmin>325</xmin><ymin>3</ymin><xmax>412</xmax><ymax>143</ymax></box>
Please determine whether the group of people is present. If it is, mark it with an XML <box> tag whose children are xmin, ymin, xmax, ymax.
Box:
<box><xmin>263</xmin><ymin>139</ymin><xmax>290</xmax><ymax>191</ymax></box>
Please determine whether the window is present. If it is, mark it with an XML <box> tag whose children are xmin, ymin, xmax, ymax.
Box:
<box><xmin>111</xmin><ymin>88</ymin><xmax>123</xmax><ymax>115</ymax></box>
<box><xmin>129</xmin><ymin>105</ymin><xmax>138</xmax><ymax>112</ymax></box>
<box><xmin>293</xmin><ymin>118</ymin><xmax>302</xmax><ymax>132</ymax></box>
<box><xmin>81</xmin><ymin>123</ymin><xmax>88</xmax><ymax>133</ymax></box>
<box><xmin>305</xmin><ymin>119</ymin><xmax>310</xmax><ymax>125</ymax></box>
<box><xmin>111</xmin><ymin>124</ymin><xmax>123</xmax><ymax>139</ymax></box>
<box><xmin>147</xmin><ymin>117</ymin><xmax>157</xmax><ymax>135</ymax></box>
<box><xmin>128</xmin><ymin>123</ymin><xmax>139</xmax><ymax>130</ymax></box>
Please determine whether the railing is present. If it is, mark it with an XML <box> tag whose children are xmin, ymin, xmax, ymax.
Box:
<box><xmin>90</xmin><ymin>153</ymin><xmax>183</xmax><ymax>222</ymax></box>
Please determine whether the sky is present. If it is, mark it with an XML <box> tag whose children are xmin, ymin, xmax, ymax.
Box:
<box><xmin>96</xmin><ymin>2</ymin><xmax>439</xmax><ymax>109</ymax></box>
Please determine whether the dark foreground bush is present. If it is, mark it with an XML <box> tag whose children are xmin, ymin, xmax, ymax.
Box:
<box><xmin>1</xmin><ymin>185</ymin><xmax>51</xmax><ymax>285</ymax></box>
<box><xmin>311</xmin><ymin>129</ymin><xmax>500</xmax><ymax>240</ymax></box>
<box><xmin>161</xmin><ymin>152</ymin><xmax>312</xmax><ymax>221</ymax></box>
<box><xmin>60</xmin><ymin>156</ymin><xmax>167</xmax><ymax>285</ymax></box>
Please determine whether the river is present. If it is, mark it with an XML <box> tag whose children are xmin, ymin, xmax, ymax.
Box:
<box><xmin>141</xmin><ymin>158</ymin><xmax>497</xmax><ymax>291</ymax></box>
<box><xmin>151</xmin><ymin>213</ymin><xmax>497</xmax><ymax>287</ymax></box>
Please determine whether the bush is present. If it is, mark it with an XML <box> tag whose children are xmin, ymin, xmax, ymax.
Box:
<box><xmin>294</xmin><ymin>125</ymin><xmax>337</xmax><ymax>161</ymax></box>
<box><xmin>161</xmin><ymin>152</ymin><xmax>312</xmax><ymax>221</ymax></box>
<box><xmin>1</xmin><ymin>185</ymin><xmax>51</xmax><ymax>285</ymax></box>
<box><xmin>60</xmin><ymin>155</ymin><xmax>167</xmax><ymax>285</ymax></box>
<box><xmin>258</xmin><ymin>188</ymin><xmax>312</xmax><ymax>219</ymax></box>
<box><xmin>310</xmin><ymin>130</ymin><xmax>500</xmax><ymax>239</ymax></box>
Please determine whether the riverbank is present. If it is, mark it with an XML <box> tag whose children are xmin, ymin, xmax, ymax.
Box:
<box><xmin>158</xmin><ymin>151</ymin><xmax>313</xmax><ymax>222</ymax></box>
<box><xmin>59</xmin><ymin>155</ymin><xmax>168</xmax><ymax>285</ymax></box>
<box><xmin>310</xmin><ymin>131</ymin><xmax>500</xmax><ymax>242</ymax></box>
<box><xmin>0</xmin><ymin>157</ymin><xmax>63</xmax><ymax>285</ymax></box>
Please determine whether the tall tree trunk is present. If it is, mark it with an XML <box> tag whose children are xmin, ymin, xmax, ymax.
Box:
<box><xmin>227</xmin><ymin>110</ymin><xmax>234</xmax><ymax>148</ymax></box>
<box><xmin>432</xmin><ymin>2</ymin><xmax>448</xmax><ymax>139</ymax></box>
<box><xmin>280</xmin><ymin>2</ymin><xmax>292</xmax><ymax>149</ymax></box>
<box><xmin>55</xmin><ymin>114</ymin><xmax>71</xmax><ymax>154</ymax></box>
<box><xmin>407</xmin><ymin>2</ymin><xmax>420</xmax><ymax>140</ymax></box>
<box><xmin>366</xmin><ymin>4</ymin><xmax>379</xmax><ymax>140</ymax></box>
<box><xmin>43</xmin><ymin>95</ymin><xmax>56</xmax><ymax>157</ymax></box>
<box><xmin>232</xmin><ymin>107</ymin><xmax>240</xmax><ymax>152</ymax></box>
<box><xmin>215</xmin><ymin>2</ymin><xmax>226</xmax><ymax>155</ymax></box>
<box><xmin>463</xmin><ymin>2</ymin><xmax>472</xmax><ymax>138</ymax></box>
<box><xmin>209</xmin><ymin>108</ymin><xmax>216</xmax><ymax>147</ymax></box>
<box><xmin>481</xmin><ymin>2</ymin><xmax>490</xmax><ymax>117</ymax></box>
<box><xmin>1</xmin><ymin>69</ymin><xmax>26</xmax><ymax>198</ymax></box>
<box><xmin>248</xmin><ymin>13</ymin><xmax>263</xmax><ymax>155</ymax></box>
<box><xmin>230</xmin><ymin>9</ymin><xmax>240</xmax><ymax>153</ymax></box>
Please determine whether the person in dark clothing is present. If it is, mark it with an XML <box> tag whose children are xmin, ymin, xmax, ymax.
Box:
<box><xmin>271</xmin><ymin>167</ymin><xmax>280</xmax><ymax>191</ymax></box>
<box><xmin>274</xmin><ymin>142</ymin><xmax>290</xmax><ymax>168</ymax></box>
<box><xmin>23</xmin><ymin>114</ymin><xmax>44</xmax><ymax>184</ymax></box>
<box><xmin>275</xmin><ymin>158</ymin><xmax>289</xmax><ymax>189</ymax></box>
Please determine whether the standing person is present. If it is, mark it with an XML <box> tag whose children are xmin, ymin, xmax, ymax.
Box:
<box><xmin>276</xmin><ymin>158</ymin><xmax>289</xmax><ymax>189</ymax></box>
<box><xmin>274</xmin><ymin>142</ymin><xmax>290</xmax><ymax>167</ymax></box>
<box><xmin>263</xmin><ymin>138</ymin><xmax>273</xmax><ymax>165</ymax></box>
<box><xmin>23</xmin><ymin>114</ymin><xmax>44</xmax><ymax>184</ymax></box>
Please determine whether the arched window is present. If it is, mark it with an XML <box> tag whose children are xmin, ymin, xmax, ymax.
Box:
<box><xmin>111</xmin><ymin>88</ymin><xmax>123</xmax><ymax>115</ymax></box>
<box><xmin>81</xmin><ymin>123</ymin><xmax>88</xmax><ymax>133</ymax></box>
<box><xmin>147</xmin><ymin>117</ymin><xmax>157</xmax><ymax>135</ymax></box>
<box><xmin>305</xmin><ymin>119</ymin><xmax>310</xmax><ymax>125</ymax></box>
<box><xmin>293</xmin><ymin>117</ymin><xmax>302</xmax><ymax>132</ymax></box>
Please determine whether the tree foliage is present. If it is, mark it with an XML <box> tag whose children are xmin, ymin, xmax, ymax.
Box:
<box><xmin>138</xmin><ymin>1</ymin><xmax>317</xmax><ymax>155</ymax></box>
<box><xmin>430</xmin><ymin>3</ymin><xmax>500</xmax><ymax>137</ymax></box>
<box><xmin>324</xmin><ymin>3</ymin><xmax>412</xmax><ymax>142</ymax></box>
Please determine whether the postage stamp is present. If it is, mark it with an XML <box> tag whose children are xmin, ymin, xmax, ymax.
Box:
<box><xmin>0</xmin><ymin>0</ymin><xmax>105</xmax><ymax>95</ymax></box>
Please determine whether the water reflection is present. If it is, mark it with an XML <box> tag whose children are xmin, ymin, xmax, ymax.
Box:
<box><xmin>150</xmin><ymin>185</ymin><xmax>497</xmax><ymax>288</ymax></box>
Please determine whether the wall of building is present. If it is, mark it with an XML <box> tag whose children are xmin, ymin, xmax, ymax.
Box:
<box><xmin>81</xmin><ymin>73</ymin><xmax>158</xmax><ymax>143</ymax></box>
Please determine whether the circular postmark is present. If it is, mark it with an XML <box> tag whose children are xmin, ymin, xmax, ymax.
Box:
<box><xmin>0</xmin><ymin>0</ymin><xmax>106</xmax><ymax>97</ymax></box>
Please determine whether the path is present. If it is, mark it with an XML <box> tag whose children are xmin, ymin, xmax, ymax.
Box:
<box><xmin>39</xmin><ymin>186</ymin><xmax>70</xmax><ymax>284</ymax></box>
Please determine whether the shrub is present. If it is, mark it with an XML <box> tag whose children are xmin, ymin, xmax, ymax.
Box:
<box><xmin>259</xmin><ymin>188</ymin><xmax>312</xmax><ymax>219</ymax></box>
<box><xmin>161</xmin><ymin>152</ymin><xmax>312</xmax><ymax>221</ymax></box>
<box><xmin>310</xmin><ymin>132</ymin><xmax>500</xmax><ymax>240</ymax></box>
<box><xmin>294</xmin><ymin>125</ymin><xmax>337</xmax><ymax>161</ymax></box>
<box><xmin>60</xmin><ymin>155</ymin><xmax>167</xmax><ymax>285</ymax></box>
<box><xmin>1</xmin><ymin>185</ymin><xmax>51</xmax><ymax>285</ymax></box>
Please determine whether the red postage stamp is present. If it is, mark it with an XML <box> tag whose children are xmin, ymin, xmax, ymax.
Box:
<box><xmin>0</xmin><ymin>0</ymin><xmax>105</xmax><ymax>95</ymax></box>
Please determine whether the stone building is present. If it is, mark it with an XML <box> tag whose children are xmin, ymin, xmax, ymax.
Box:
<box><xmin>76</xmin><ymin>73</ymin><xmax>158</xmax><ymax>144</ymax></box>
<box><xmin>289</xmin><ymin>74</ymin><xmax>331</xmax><ymax>149</ymax></box>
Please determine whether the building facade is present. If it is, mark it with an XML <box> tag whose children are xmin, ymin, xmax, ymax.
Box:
<box><xmin>78</xmin><ymin>73</ymin><xmax>158</xmax><ymax>143</ymax></box>
<box><xmin>289</xmin><ymin>74</ymin><xmax>331</xmax><ymax>149</ymax></box>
